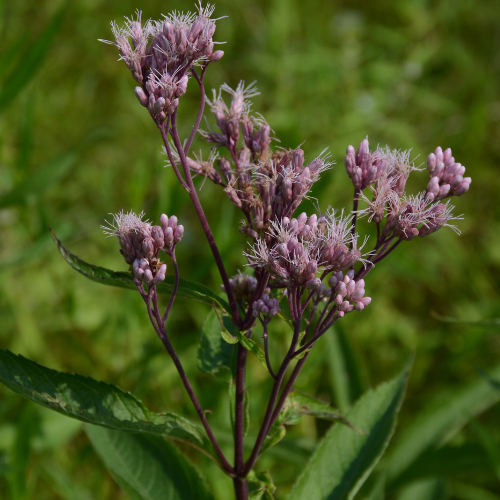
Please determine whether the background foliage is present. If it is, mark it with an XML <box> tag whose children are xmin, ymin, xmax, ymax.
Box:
<box><xmin>0</xmin><ymin>0</ymin><xmax>499</xmax><ymax>498</ymax></box>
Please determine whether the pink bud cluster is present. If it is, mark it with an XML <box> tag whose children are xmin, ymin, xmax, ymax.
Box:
<box><xmin>426</xmin><ymin>147</ymin><xmax>471</xmax><ymax>200</ymax></box>
<box><xmin>345</xmin><ymin>138</ymin><xmax>390</xmax><ymax>190</ymax></box>
<box><xmin>221</xmin><ymin>271</ymin><xmax>258</xmax><ymax>303</ymax></box>
<box><xmin>101</xmin><ymin>6</ymin><xmax>223</xmax><ymax>122</ymax></box>
<box><xmin>102</xmin><ymin>211</ymin><xmax>184</xmax><ymax>286</ymax></box>
<box><xmin>245</xmin><ymin>210</ymin><xmax>364</xmax><ymax>286</ymax></box>
<box><xmin>160</xmin><ymin>214</ymin><xmax>184</xmax><ymax>253</ymax></box>
<box><xmin>252</xmin><ymin>294</ymin><xmax>280</xmax><ymax>319</ymax></box>
<box><xmin>329</xmin><ymin>270</ymin><xmax>371</xmax><ymax>317</ymax></box>
<box><xmin>133</xmin><ymin>258</ymin><xmax>166</xmax><ymax>286</ymax></box>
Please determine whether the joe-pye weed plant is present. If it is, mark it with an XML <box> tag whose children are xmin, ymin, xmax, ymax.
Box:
<box><xmin>4</xmin><ymin>2</ymin><xmax>496</xmax><ymax>499</ymax></box>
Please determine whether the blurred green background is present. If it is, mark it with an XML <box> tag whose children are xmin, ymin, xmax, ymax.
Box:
<box><xmin>0</xmin><ymin>0</ymin><xmax>499</xmax><ymax>498</ymax></box>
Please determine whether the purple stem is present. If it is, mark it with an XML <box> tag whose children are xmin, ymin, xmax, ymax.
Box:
<box><xmin>184</xmin><ymin>66</ymin><xmax>207</xmax><ymax>155</ymax></box>
<box><xmin>147</xmin><ymin>286</ymin><xmax>234</xmax><ymax>474</ymax></box>
<box><xmin>293</xmin><ymin>316</ymin><xmax>338</xmax><ymax>358</ymax></box>
<box><xmin>372</xmin><ymin>239</ymin><xmax>402</xmax><ymax>263</ymax></box>
<box><xmin>269</xmin><ymin>351</ymin><xmax>311</xmax><ymax>426</ymax></box>
<box><xmin>160</xmin><ymin>124</ymin><xmax>189</xmax><ymax>191</ymax></box>
<box><xmin>242</xmin><ymin>307</ymin><xmax>302</xmax><ymax>476</ymax></box>
<box><xmin>233</xmin><ymin>477</ymin><xmax>249</xmax><ymax>500</ymax></box>
<box><xmin>162</xmin><ymin>251</ymin><xmax>179</xmax><ymax>323</ymax></box>
<box><xmin>167</xmin><ymin>114</ymin><xmax>242</xmax><ymax>326</ymax></box>
<box><xmin>350</xmin><ymin>187</ymin><xmax>361</xmax><ymax>249</ymax></box>
<box><xmin>234</xmin><ymin>342</ymin><xmax>248</xmax><ymax>478</ymax></box>
<box><xmin>262</xmin><ymin>322</ymin><xmax>277</xmax><ymax>380</ymax></box>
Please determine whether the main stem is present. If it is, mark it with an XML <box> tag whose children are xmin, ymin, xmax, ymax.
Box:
<box><xmin>233</xmin><ymin>477</ymin><xmax>249</xmax><ymax>500</ymax></box>
<box><xmin>234</xmin><ymin>342</ymin><xmax>249</xmax><ymax>499</ymax></box>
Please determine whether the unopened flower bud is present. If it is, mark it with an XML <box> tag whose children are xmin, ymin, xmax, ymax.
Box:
<box><xmin>175</xmin><ymin>75</ymin><xmax>189</xmax><ymax>97</ymax></box>
<box><xmin>154</xmin><ymin>263</ymin><xmax>167</xmax><ymax>284</ymax></box>
<box><xmin>153</xmin><ymin>97</ymin><xmax>166</xmax><ymax>114</ymax></box>
<box><xmin>210</xmin><ymin>50</ymin><xmax>224</xmax><ymax>62</ymax></box>
<box><xmin>359</xmin><ymin>297</ymin><xmax>372</xmax><ymax>307</ymax></box>
<box><xmin>174</xmin><ymin>225</ymin><xmax>184</xmax><ymax>242</ymax></box>
<box><xmin>151</xmin><ymin>226</ymin><xmax>165</xmax><ymax>248</ymax></box>
<box><xmin>306</xmin><ymin>278</ymin><xmax>321</xmax><ymax>290</ymax></box>
<box><xmin>134</xmin><ymin>87</ymin><xmax>148</xmax><ymax>107</ymax></box>
<box><xmin>161</xmin><ymin>214</ymin><xmax>169</xmax><ymax>229</ymax></box>
<box><xmin>164</xmin><ymin>226</ymin><xmax>174</xmax><ymax>246</ymax></box>
<box><xmin>168</xmin><ymin>216</ymin><xmax>178</xmax><ymax>228</ymax></box>
<box><xmin>144</xmin><ymin>269</ymin><xmax>154</xmax><ymax>285</ymax></box>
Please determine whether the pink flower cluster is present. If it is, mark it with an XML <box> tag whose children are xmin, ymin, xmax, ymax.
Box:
<box><xmin>102</xmin><ymin>211</ymin><xmax>184</xmax><ymax>285</ymax></box>
<box><xmin>101</xmin><ymin>5</ymin><xmax>224</xmax><ymax>121</ymax></box>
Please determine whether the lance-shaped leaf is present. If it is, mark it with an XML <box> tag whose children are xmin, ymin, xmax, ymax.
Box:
<box><xmin>288</xmin><ymin>362</ymin><xmax>410</xmax><ymax>500</ymax></box>
<box><xmin>51</xmin><ymin>230</ymin><xmax>230</xmax><ymax>311</ymax></box>
<box><xmin>261</xmin><ymin>391</ymin><xmax>359</xmax><ymax>456</ymax></box>
<box><xmin>86</xmin><ymin>426</ymin><xmax>214</xmax><ymax>500</ymax></box>
<box><xmin>0</xmin><ymin>349</ymin><xmax>217</xmax><ymax>461</ymax></box>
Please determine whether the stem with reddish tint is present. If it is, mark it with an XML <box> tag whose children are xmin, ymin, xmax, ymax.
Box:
<box><xmin>166</xmin><ymin>114</ymin><xmax>242</xmax><ymax>326</ymax></box>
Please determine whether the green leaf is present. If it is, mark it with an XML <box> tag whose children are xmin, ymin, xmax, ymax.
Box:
<box><xmin>0</xmin><ymin>4</ymin><xmax>68</xmax><ymax>113</ymax></box>
<box><xmin>222</xmin><ymin>315</ymin><xmax>268</xmax><ymax>369</ymax></box>
<box><xmin>261</xmin><ymin>391</ymin><xmax>361</xmax><ymax>456</ymax></box>
<box><xmin>198</xmin><ymin>310</ymin><xmax>237</xmax><ymax>380</ymax></box>
<box><xmin>51</xmin><ymin>230</ymin><xmax>231</xmax><ymax>311</ymax></box>
<box><xmin>285</xmin><ymin>391</ymin><xmax>362</xmax><ymax>430</ymax></box>
<box><xmin>86</xmin><ymin>426</ymin><xmax>214</xmax><ymax>500</ymax></box>
<box><xmin>220</xmin><ymin>314</ymin><xmax>269</xmax><ymax>370</ymax></box>
<box><xmin>248</xmin><ymin>470</ymin><xmax>276</xmax><ymax>500</ymax></box>
<box><xmin>387</xmin><ymin>363</ymin><xmax>500</xmax><ymax>484</ymax></box>
<box><xmin>0</xmin><ymin>349</ymin><xmax>217</xmax><ymax>461</ymax></box>
<box><xmin>288</xmin><ymin>362</ymin><xmax>410</xmax><ymax>500</ymax></box>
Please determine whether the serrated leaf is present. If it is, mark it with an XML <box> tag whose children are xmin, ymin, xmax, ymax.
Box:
<box><xmin>198</xmin><ymin>310</ymin><xmax>237</xmax><ymax>380</ymax></box>
<box><xmin>51</xmin><ymin>230</ymin><xmax>231</xmax><ymax>311</ymax></box>
<box><xmin>288</xmin><ymin>363</ymin><xmax>410</xmax><ymax>500</ymax></box>
<box><xmin>86</xmin><ymin>426</ymin><xmax>214</xmax><ymax>500</ymax></box>
<box><xmin>387</xmin><ymin>363</ymin><xmax>500</xmax><ymax>484</ymax></box>
<box><xmin>0</xmin><ymin>349</ymin><xmax>217</xmax><ymax>461</ymax></box>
